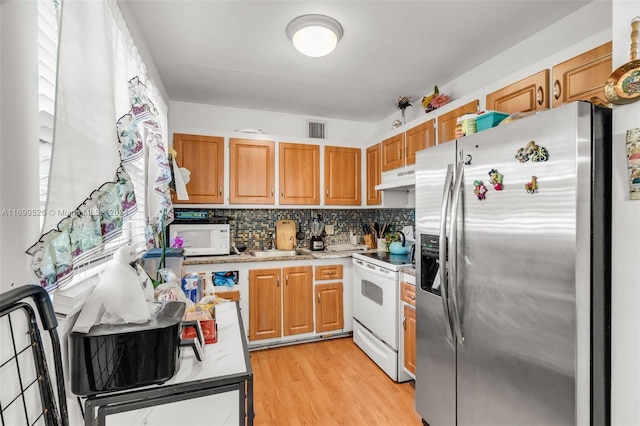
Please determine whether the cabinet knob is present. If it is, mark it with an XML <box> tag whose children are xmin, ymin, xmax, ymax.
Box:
<box><xmin>553</xmin><ymin>80</ymin><xmax>561</xmax><ymax>100</ymax></box>
<box><xmin>271</xmin><ymin>187</ymin><xmax>274</xmax><ymax>196</ymax></box>
<box><xmin>403</xmin><ymin>318</ymin><xmax>406</xmax><ymax>329</ymax></box>
<box><xmin>326</xmin><ymin>189</ymin><xmax>329</xmax><ymax>196</ymax></box>
<box><xmin>536</xmin><ymin>86</ymin><xmax>544</xmax><ymax>106</ymax></box>
<box><xmin>281</xmin><ymin>187</ymin><xmax>284</xmax><ymax>196</ymax></box>
<box><xmin>218</xmin><ymin>185</ymin><xmax>222</xmax><ymax>196</ymax></box>
<box><xmin>317</xmin><ymin>292</ymin><xmax>321</xmax><ymax>302</ymax></box>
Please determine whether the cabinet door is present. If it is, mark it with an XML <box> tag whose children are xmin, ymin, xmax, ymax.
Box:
<box><xmin>173</xmin><ymin>133</ymin><xmax>224</xmax><ymax>204</ymax></box>
<box><xmin>229</xmin><ymin>139</ymin><xmax>275</xmax><ymax>204</ymax></box>
<box><xmin>403</xmin><ymin>304</ymin><xmax>416</xmax><ymax>374</ymax></box>
<box><xmin>405</xmin><ymin>119</ymin><xmax>435</xmax><ymax>166</ymax></box>
<box><xmin>381</xmin><ymin>134</ymin><xmax>405</xmax><ymax>171</ymax></box>
<box><xmin>437</xmin><ymin>100</ymin><xmax>479</xmax><ymax>144</ymax></box>
<box><xmin>283</xmin><ymin>266</ymin><xmax>313</xmax><ymax>336</ymax></box>
<box><xmin>279</xmin><ymin>142</ymin><xmax>320</xmax><ymax>205</ymax></box>
<box><xmin>366</xmin><ymin>143</ymin><xmax>381</xmax><ymax>205</ymax></box>
<box><xmin>486</xmin><ymin>70</ymin><xmax>549</xmax><ymax>114</ymax></box>
<box><xmin>249</xmin><ymin>268</ymin><xmax>281</xmax><ymax>341</ymax></box>
<box><xmin>315</xmin><ymin>282</ymin><xmax>344</xmax><ymax>333</ymax></box>
<box><xmin>551</xmin><ymin>42</ymin><xmax>612</xmax><ymax>107</ymax></box>
<box><xmin>324</xmin><ymin>146</ymin><xmax>362</xmax><ymax>206</ymax></box>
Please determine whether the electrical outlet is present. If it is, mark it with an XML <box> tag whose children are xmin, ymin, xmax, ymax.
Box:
<box><xmin>325</xmin><ymin>224</ymin><xmax>335</xmax><ymax>235</ymax></box>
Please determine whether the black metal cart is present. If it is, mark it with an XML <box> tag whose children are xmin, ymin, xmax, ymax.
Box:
<box><xmin>0</xmin><ymin>285</ymin><xmax>69</xmax><ymax>426</ymax></box>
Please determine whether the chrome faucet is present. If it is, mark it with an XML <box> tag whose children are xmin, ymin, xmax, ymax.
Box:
<box><xmin>268</xmin><ymin>232</ymin><xmax>276</xmax><ymax>250</ymax></box>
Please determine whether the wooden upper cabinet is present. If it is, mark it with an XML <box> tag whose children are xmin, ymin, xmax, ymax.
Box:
<box><xmin>366</xmin><ymin>143</ymin><xmax>381</xmax><ymax>205</ymax></box>
<box><xmin>381</xmin><ymin>133</ymin><xmax>405</xmax><ymax>171</ymax></box>
<box><xmin>405</xmin><ymin>119</ymin><xmax>435</xmax><ymax>165</ymax></box>
<box><xmin>437</xmin><ymin>100</ymin><xmax>479</xmax><ymax>144</ymax></box>
<box><xmin>229</xmin><ymin>138</ymin><xmax>275</xmax><ymax>204</ymax></box>
<box><xmin>279</xmin><ymin>142</ymin><xmax>320</xmax><ymax>205</ymax></box>
<box><xmin>173</xmin><ymin>133</ymin><xmax>224</xmax><ymax>204</ymax></box>
<box><xmin>551</xmin><ymin>41</ymin><xmax>612</xmax><ymax>107</ymax></box>
<box><xmin>324</xmin><ymin>146</ymin><xmax>361</xmax><ymax>206</ymax></box>
<box><xmin>486</xmin><ymin>70</ymin><xmax>550</xmax><ymax>114</ymax></box>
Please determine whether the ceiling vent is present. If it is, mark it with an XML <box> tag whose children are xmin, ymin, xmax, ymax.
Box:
<box><xmin>307</xmin><ymin>120</ymin><xmax>326</xmax><ymax>139</ymax></box>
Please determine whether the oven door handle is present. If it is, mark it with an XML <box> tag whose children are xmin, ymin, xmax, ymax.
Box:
<box><xmin>449</xmin><ymin>161</ymin><xmax>464</xmax><ymax>345</ymax></box>
<box><xmin>439</xmin><ymin>163</ymin><xmax>454</xmax><ymax>341</ymax></box>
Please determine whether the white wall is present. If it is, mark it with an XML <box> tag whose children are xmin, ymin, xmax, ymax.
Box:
<box><xmin>611</xmin><ymin>3</ymin><xmax>640</xmax><ymax>425</ymax></box>
<box><xmin>373</xmin><ymin>1</ymin><xmax>612</xmax><ymax>137</ymax></box>
<box><xmin>0</xmin><ymin>1</ymin><xmax>41</xmax><ymax>294</ymax></box>
<box><xmin>169</xmin><ymin>100</ymin><xmax>376</xmax><ymax>145</ymax></box>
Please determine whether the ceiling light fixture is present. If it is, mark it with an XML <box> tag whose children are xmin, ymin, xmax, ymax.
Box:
<box><xmin>286</xmin><ymin>14</ymin><xmax>343</xmax><ymax>58</ymax></box>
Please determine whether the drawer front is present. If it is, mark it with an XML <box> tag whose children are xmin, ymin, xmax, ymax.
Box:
<box><xmin>400</xmin><ymin>281</ymin><xmax>416</xmax><ymax>306</ymax></box>
<box><xmin>315</xmin><ymin>265</ymin><xmax>343</xmax><ymax>280</ymax></box>
<box><xmin>214</xmin><ymin>289</ymin><xmax>240</xmax><ymax>301</ymax></box>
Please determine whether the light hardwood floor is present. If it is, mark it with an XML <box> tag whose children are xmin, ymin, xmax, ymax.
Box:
<box><xmin>250</xmin><ymin>337</ymin><xmax>422</xmax><ymax>426</ymax></box>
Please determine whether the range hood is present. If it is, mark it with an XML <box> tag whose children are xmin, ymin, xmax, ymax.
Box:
<box><xmin>375</xmin><ymin>166</ymin><xmax>415</xmax><ymax>191</ymax></box>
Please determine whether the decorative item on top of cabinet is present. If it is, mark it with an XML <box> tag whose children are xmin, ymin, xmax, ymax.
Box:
<box><xmin>553</xmin><ymin>41</ymin><xmax>612</xmax><ymax>107</ymax></box>
<box><xmin>229</xmin><ymin>138</ymin><xmax>275</xmax><ymax>204</ymax></box>
<box><xmin>381</xmin><ymin>133</ymin><xmax>405</xmax><ymax>171</ymax></box>
<box><xmin>248</xmin><ymin>266</ymin><xmax>313</xmax><ymax>341</ymax></box>
<box><xmin>486</xmin><ymin>70</ymin><xmax>550</xmax><ymax>114</ymax></box>
<box><xmin>405</xmin><ymin>119</ymin><xmax>436</xmax><ymax>166</ymax></box>
<box><xmin>324</xmin><ymin>146</ymin><xmax>361</xmax><ymax>205</ymax></box>
<box><xmin>437</xmin><ymin>100</ymin><xmax>480</xmax><ymax>144</ymax></box>
<box><xmin>172</xmin><ymin>133</ymin><xmax>224</xmax><ymax>204</ymax></box>
<box><xmin>279</xmin><ymin>142</ymin><xmax>320</xmax><ymax>205</ymax></box>
<box><xmin>366</xmin><ymin>143</ymin><xmax>381</xmax><ymax>205</ymax></box>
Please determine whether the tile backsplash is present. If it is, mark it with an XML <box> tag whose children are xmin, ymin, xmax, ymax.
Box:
<box><xmin>206</xmin><ymin>208</ymin><xmax>414</xmax><ymax>250</ymax></box>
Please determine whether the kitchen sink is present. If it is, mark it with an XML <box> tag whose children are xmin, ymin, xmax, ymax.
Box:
<box><xmin>250</xmin><ymin>249</ymin><xmax>298</xmax><ymax>258</ymax></box>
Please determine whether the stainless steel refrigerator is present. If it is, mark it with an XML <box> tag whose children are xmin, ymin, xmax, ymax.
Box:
<box><xmin>415</xmin><ymin>102</ymin><xmax>611</xmax><ymax>426</ymax></box>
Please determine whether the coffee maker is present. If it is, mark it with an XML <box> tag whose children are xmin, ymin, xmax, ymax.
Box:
<box><xmin>309</xmin><ymin>215</ymin><xmax>325</xmax><ymax>251</ymax></box>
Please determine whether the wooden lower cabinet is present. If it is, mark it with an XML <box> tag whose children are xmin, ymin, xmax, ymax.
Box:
<box><xmin>315</xmin><ymin>282</ymin><xmax>344</xmax><ymax>333</ymax></box>
<box><xmin>403</xmin><ymin>304</ymin><xmax>416</xmax><ymax>375</ymax></box>
<box><xmin>248</xmin><ymin>266</ymin><xmax>313</xmax><ymax>341</ymax></box>
<box><xmin>283</xmin><ymin>266</ymin><xmax>314</xmax><ymax>336</ymax></box>
<box><xmin>248</xmin><ymin>268</ymin><xmax>281</xmax><ymax>341</ymax></box>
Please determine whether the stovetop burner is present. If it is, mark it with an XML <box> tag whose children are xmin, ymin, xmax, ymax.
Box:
<box><xmin>353</xmin><ymin>250</ymin><xmax>413</xmax><ymax>270</ymax></box>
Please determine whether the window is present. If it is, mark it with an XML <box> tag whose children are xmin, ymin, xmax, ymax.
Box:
<box><xmin>38</xmin><ymin>0</ymin><xmax>59</xmax><ymax>231</ymax></box>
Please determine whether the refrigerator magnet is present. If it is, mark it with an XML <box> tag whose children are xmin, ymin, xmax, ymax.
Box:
<box><xmin>525</xmin><ymin>176</ymin><xmax>538</xmax><ymax>194</ymax></box>
<box><xmin>474</xmin><ymin>180</ymin><xmax>487</xmax><ymax>200</ymax></box>
<box><xmin>488</xmin><ymin>169</ymin><xmax>503</xmax><ymax>190</ymax></box>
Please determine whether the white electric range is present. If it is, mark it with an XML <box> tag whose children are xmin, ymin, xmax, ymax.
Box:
<box><xmin>352</xmin><ymin>250</ymin><xmax>413</xmax><ymax>382</ymax></box>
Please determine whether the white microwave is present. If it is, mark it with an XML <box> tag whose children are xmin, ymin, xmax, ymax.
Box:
<box><xmin>168</xmin><ymin>223</ymin><xmax>230</xmax><ymax>256</ymax></box>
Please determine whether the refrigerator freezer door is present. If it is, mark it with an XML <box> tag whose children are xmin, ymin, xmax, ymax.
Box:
<box><xmin>415</xmin><ymin>141</ymin><xmax>457</xmax><ymax>426</ymax></box>
<box><xmin>455</xmin><ymin>104</ymin><xmax>586</xmax><ymax>425</ymax></box>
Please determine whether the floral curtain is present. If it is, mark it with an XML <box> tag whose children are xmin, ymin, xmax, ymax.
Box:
<box><xmin>28</xmin><ymin>0</ymin><xmax>171</xmax><ymax>291</ymax></box>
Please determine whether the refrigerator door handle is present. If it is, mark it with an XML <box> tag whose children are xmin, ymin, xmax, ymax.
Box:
<box><xmin>439</xmin><ymin>163</ymin><xmax>454</xmax><ymax>341</ymax></box>
<box><xmin>449</xmin><ymin>161</ymin><xmax>465</xmax><ymax>345</ymax></box>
